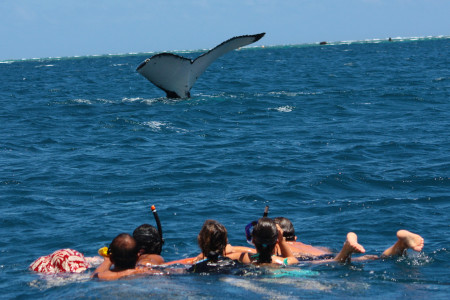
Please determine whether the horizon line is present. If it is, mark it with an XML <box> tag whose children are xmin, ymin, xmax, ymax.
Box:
<box><xmin>1</xmin><ymin>35</ymin><xmax>448</xmax><ymax>63</ymax></box>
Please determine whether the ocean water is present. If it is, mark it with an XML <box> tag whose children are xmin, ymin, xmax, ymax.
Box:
<box><xmin>1</xmin><ymin>36</ymin><xmax>449</xmax><ymax>299</ymax></box>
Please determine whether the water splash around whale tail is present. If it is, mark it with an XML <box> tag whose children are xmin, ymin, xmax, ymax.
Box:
<box><xmin>136</xmin><ymin>33</ymin><xmax>265</xmax><ymax>98</ymax></box>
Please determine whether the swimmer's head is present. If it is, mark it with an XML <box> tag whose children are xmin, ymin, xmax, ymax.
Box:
<box><xmin>133</xmin><ymin>224</ymin><xmax>163</xmax><ymax>255</ymax></box>
<box><xmin>252</xmin><ymin>217</ymin><xmax>278</xmax><ymax>263</ymax></box>
<box><xmin>198</xmin><ymin>220</ymin><xmax>228</xmax><ymax>262</ymax></box>
<box><xmin>274</xmin><ymin>217</ymin><xmax>296</xmax><ymax>241</ymax></box>
<box><xmin>108</xmin><ymin>233</ymin><xmax>139</xmax><ymax>269</ymax></box>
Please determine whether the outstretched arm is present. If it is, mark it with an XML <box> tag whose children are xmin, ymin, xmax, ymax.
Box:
<box><xmin>225</xmin><ymin>244</ymin><xmax>256</xmax><ymax>254</ymax></box>
<box><xmin>91</xmin><ymin>257</ymin><xmax>112</xmax><ymax>277</ymax></box>
<box><xmin>276</xmin><ymin>225</ymin><xmax>298</xmax><ymax>265</ymax></box>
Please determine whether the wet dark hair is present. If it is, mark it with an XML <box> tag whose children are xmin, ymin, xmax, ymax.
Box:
<box><xmin>197</xmin><ymin>220</ymin><xmax>228</xmax><ymax>262</ymax></box>
<box><xmin>108</xmin><ymin>233</ymin><xmax>138</xmax><ymax>269</ymax></box>
<box><xmin>273</xmin><ymin>217</ymin><xmax>296</xmax><ymax>241</ymax></box>
<box><xmin>133</xmin><ymin>224</ymin><xmax>163</xmax><ymax>255</ymax></box>
<box><xmin>252</xmin><ymin>218</ymin><xmax>278</xmax><ymax>263</ymax></box>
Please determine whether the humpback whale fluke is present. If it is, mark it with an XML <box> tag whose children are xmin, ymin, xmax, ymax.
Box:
<box><xmin>136</xmin><ymin>33</ymin><xmax>266</xmax><ymax>98</ymax></box>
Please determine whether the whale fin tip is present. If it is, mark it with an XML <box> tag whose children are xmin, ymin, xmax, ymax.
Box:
<box><xmin>137</xmin><ymin>33</ymin><xmax>266</xmax><ymax>98</ymax></box>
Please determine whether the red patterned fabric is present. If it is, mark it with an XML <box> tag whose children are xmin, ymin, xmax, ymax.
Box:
<box><xmin>30</xmin><ymin>249</ymin><xmax>91</xmax><ymax>274</ymax></box>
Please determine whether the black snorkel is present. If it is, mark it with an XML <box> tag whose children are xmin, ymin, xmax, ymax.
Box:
<box><xmin>263</xmin><ymin>205</ymin><xmax>269</xmax><ymax>217</ymax></box>
<box><xmin>245</xmin><ymin>205</ymin><xmax>270</xmax><ymax>244</ymax></box>
<box><xmin>151</xmin><ymin>205</ymin><xmax>165</xmax><ymax>246</ymax></box>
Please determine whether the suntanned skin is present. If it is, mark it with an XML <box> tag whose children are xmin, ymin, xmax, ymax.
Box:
<box><xmin>312</xmin><ymin>230</ymin><xmax>425</xmax><ymax>264</ymax></box>
<box><xmin>276</xmin><ymin>232</ymin><xmax>367</xmax><ymax>264</ymax></box>
<box><xmin>163</xmin><ymin>238</ymin><xmax>257</xmax><ymax>266</ymax></box>
<box><xmin>92</xmin><ymin>257</ymin><xmax>141</xmax><ymax>280</ymax></box>
<box><xmin>136</xmin><ymin>253</ymin><xmax>165</xmax><ymax>266</ymax></box>
<box><xmin>274</xmin><ymin>216</ymin><xmax>425</xmax><ymax>263</ymax></box>
<box><xmin>164</xmin><ymin>244</ymin><xmax>256</xmax><ymax>265</ymax></box>
<box><xmin>333</xmin><ymin>232</ymin><xmax>365</xmax><ymax>263</ymax></box>
<box><xmin>193</xmin><ymin>244</ymin><xmax>257</xmax><ymax>263</ymax></box>
<box><xmin>165</xmin><ymin>225</ymin><xmax>297</xmax><ymax>266</ymax></box>
<box><xmin>273</xmin><ymin>217</ymin><xmax>333</xmax><ymax>258</ymax></box>
<box><xmin>288</xmin><ymin>240</ymin><xmax>332</xmax><ymax>257</ymax></box>
<box><xmin>144</xmin><ymin>228</ymin><xmax>426</xmax><ymax>269</ymax></box>
<box><xmin>92</xmin><ymin>256</ymin><xmax>163</xmax><ymax>280</ymax></box>
<box><xmin>275</xmin><ymin>238</ymin><xmax>332</xmax><ymax>258</ymax></box>
<box><xmin>228</xmin><ymin>225</ymin><xmax>299</xmax><ymax>265</ymax></box>
<box><xmin>163</xmin><ymin>257</ymin><xmax>197</xmax><ymax>266</ymax></box>
<box><xmin>91</xmin><ymin>234</ymin><xmax>161</xmax><ymax>280</ymax></box>
<box><xmin>381</xmin><ymin>230</ymin><xmax>424</xmax><ymax>257</ymax></box>
<box><xmin>225</xmin><ymin>244</ymin><xmax>256</xmax><ymax>255</ymax></box>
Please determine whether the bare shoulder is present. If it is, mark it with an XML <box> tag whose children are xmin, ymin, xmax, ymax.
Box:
<box><xmin>137</xmin><ymin>254</ymin><xmax>165</xmax><ymax>266</ymax></box>
<box><xmin>227</xmin><ymin>245</ymin><xmax>256</xmax><ymax>254</ymax></box>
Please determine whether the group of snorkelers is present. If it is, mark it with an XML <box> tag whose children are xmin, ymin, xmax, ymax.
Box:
<box><xmin>86</xmin><ymin>207</ymin><xmax>424</xmax><ymax>281</ymax></box>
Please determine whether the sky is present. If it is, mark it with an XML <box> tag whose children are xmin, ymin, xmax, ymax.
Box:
<box><xmin>1</xmin><ymin>0</ymin><xmax>449</xmax><ymax>60</ymax></box>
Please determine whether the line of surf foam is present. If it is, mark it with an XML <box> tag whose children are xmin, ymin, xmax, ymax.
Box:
<box><xmin>1</xmin><ymin>35</ymin><xmax>448</xmax><ymax>64</ymax></box>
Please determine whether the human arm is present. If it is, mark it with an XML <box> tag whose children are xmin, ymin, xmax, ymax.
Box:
<box><xmin>276</xmin><ymin>225</ymin><xmax>298</xmax><ymax>265</ymax></box>
<box><xmin>91</xmin><ymin>257</ymin><xmax>112</xmax><ymax>277</ymax></box>
<box><xmin>225</xmin><ymin>244</ymin><xmax>256</xmax><ymax>254</ymax></box>
<box><xmin>226</xmin><ymin>251</ymin><xmax>252</xmax><ymax>264</ymax></box>
<box><xmin>163</xmin><ymin>256</ymin><xmax>197</xmax><ymax>266</ymax></box>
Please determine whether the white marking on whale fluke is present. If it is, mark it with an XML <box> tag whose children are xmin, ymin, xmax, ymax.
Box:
<box><xmin>136</xmin><ymin>33</ymin><xmax>265</xmax><ymax>98</ymax></box>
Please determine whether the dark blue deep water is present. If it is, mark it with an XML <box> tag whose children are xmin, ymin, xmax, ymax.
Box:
<box><xmin>1</xmin><ymin>37</ymin><xmax>449</xmax><ymax>299</ymax></box>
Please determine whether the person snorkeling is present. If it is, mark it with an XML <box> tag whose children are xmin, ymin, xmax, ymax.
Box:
<box><xmin>92</xmin><ymin>233</ymin><xmax>144</xmax><ymax>280</ymax></box>
<box><xmin>158</xmin><ymin>219</ymin><xmax>250</xmax><ymax>274</ymax></box>
<box><xmin>273</xmin><ymin>216</ymin><xmax>424</xmax><ymax>263</ymax></box>
<box><xmin>240</xmin><ymin>217</ymin><xmax>378</xmax><ymax>265</ymax></box>
<box><xmin>273</xmin><ymin>217</ymin><xmax>334</xmax><ymax>259</ymax></box>
<box><xmin>165</xmin><ymin>219</ymin><xmax>255</xmax><ymax>266</ymax></box>
<box><xmin>230</xmin><ymin>217</ymin><xmax>299</xmax><ymax>265</ymax></box>
<box><xmin>195</xmin><ymin>220</ymin><xmax>228</xmax><ymax>263</ymax></box>
<box><xmin>93</xmin><ymin>233</ymin><xmax>165</xmax><ymax>280</ymax></box>
<box><xmin>187</xmin><ymin>220</ymin><xmax>244</xmax><ymax>273</ymax></box>
<box><xmin>195</xmin><ymin>220</ymin><xmax>256</xmax><ymax>262</ymax></box>
<box><xmin>133</xmin><ymin>224</ymin><xmax>165</xmax><ymax>266</ymax></box>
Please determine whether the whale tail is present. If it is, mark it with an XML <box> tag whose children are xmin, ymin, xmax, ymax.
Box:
<box><xmin>137</xmin><ymin>33</ymin><xmax>265</xmax><ymax>98</ymax></box>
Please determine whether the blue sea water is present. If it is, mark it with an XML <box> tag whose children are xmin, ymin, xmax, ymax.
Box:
<box><xmin>1</xmin><ymin>36</ymin><xmax>449</xmax><ymax>299</ymax></box>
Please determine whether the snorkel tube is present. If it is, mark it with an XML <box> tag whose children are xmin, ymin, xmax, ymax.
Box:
<box><xmin>263</xmin><ymin>205</ymin><xmax>269</xmax><ymax>217</ymax></box>
<box><xmin>245</xmin><ymin>205</ymin><xmax>270</xmax><ymax>244</ymax></box>
<box><xmin>151</xmin><ymin>205</ymin><xmax>165</xmax><ymax>246</ymax></box>
<box><xmin>98</xmin><ymin>204</ymin><xmax>165</xmax><ymax>257</ymax></box>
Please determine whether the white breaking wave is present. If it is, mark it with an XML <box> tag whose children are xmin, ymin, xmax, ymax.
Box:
<box><xmin>142</xmin><ymin>121</ymin><xmax>189</xmax><ymax>133</ymax></box>
<box><xmin>1</xmin><ymin>35</ymin><xmax>448</xmax><ymax>63</ymax></box>
<box><xmin>73</xmin><ymin>99</ymin><xmax>92</xmax><ymax>105</ymax></box>
<box><xmin>274</xmin><ymin>105</ymin><xmax>295</xmax><ymax>112</ymax></box>
<box><xmin>143</xmin><ymin>121</ymin><xmax>167</xmax><ymax>131</ymax></box>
